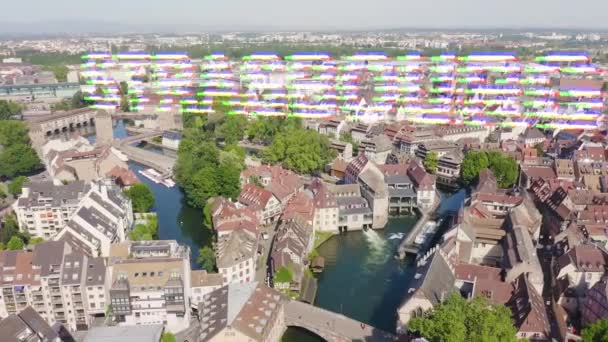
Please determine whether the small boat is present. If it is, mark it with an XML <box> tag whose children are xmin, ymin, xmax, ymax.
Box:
<box><xmin>138</xmin><ymin>168</ymin><xmax>175</xmax><ymax>188</ymax></box>
<box><xmin>388</xmin><ymin>233</ymin><xmax>404</xmax><ymax>240</ymax></box>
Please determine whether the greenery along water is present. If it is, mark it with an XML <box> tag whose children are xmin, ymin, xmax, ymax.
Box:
<box><xmin>93</xmin><ymin>120</ymin><xmax>211</xmax><ymax>269</ymax></box>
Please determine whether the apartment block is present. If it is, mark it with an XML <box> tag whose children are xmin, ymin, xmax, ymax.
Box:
<box><xmin>13</xmin><ymin>181</ymin><xmax>89</xmax><ymax>239</ymax></box>
<box><xmin>0</xmin><ymin>241</ymin><xmax>106</xmax><ymax>332</ymax></box>
<box><xmin>54</xmin><ymin>180</ymin><xmax>133</xmax><ymax>257</ymax></box>
<box><xmin>108</xmin><ymin>240</ymin><xmax>191</xmax><ymax>333</ymax></box>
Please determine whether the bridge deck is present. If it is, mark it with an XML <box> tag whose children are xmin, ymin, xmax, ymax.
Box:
<box><xmin>113</xmin><ymin>131</ymin><xmax>175</xmax><ymax>175</ymax></box>
<box><xmin>397</xmin><ymin>191</ymin><xmax>442</xmax><ymax>259</ymax></box>
<box><xmin>284</xmin><ymin>301</ymin><xmax>397</xmax><ymax>342</ymax></box>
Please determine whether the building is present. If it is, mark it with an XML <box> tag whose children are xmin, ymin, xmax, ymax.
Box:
<box><xmin>328</xmin><ymin>184</ymin><xmax>374</xmax><ymax>231</ymax></box>
<box><xmin>308</xmin><ymin>179</ymin><xmax>339</xmax><ymax>233</ymax></box>
<box><xmin>13</xmin><ymin>180</ymin><xmax>89</xmax><ymax>239</ymax></box>
<box><xmin>436</xmin><ymin>150</ymin><xmax>464</xmax><ymax>190</ymax></box>
<box><xmin>378</xmin><ymin>164</ymin><xmax>416</xmax><ymax>215</ymax></box>
<box><xmin>0</xmin><ymin>242</ymin><xmax>107</xmax><ymax>332</ymax></box>
<box><xmin>240</xmin><ymin>165</ymin><xmax>303</xmax><ymax>209</ymax></box>
<box><xmin>358</xmin><ymin>134</ymin><xmax>392</xmax><ymax>165</ymax></box>
<box><xmin>503</xmin><ymin>221</ymin><xmax>544</xmax><ymax>295</ymax></box>
<box><xmin>190</xmin><ymin>271</ymin><xmax>223</xmax><ymax>309</ymax></box>
<box><xmin>554</xmin><ymin>244</ymin><xmax>608</xmax><ymax>297</ymax></box>
<box><xmin>270</xmin><ymin>217</ymin><xmax>314</xmax><ymax>292</ymax></box>
<box><xmin>329</xmin><ymin>140</ymin><xmax>353</xmax><ymax>160</ymax></box>
<box><xmin>357</xmin><ymin>163</ymin><xmax>389</xmax><ymax>229</ymax></box>
<box><xmin>208</xmin><ymin>197</ymin><xmax>258</xmax><ymax>238</ymax></box>
<box><xmin>238</xmin><ymin>184</ymin><xmax>281</xmax><ymax>224</ymax></box>
<box><xmin>582</xmin><ymin>279</ymin><xmax>608</xmax><ymax>326</ymax></box>
<box><xmin>415</xmin><ymin>140</ymin><xmax>459</xmax><ymax>160</ymax></box>
<box><xmin>216</xmin><ymin>229</ymin><xmax>258</xmax><ymax>286</ymax></box>
<box><xmin>54</xmin><ymin>180</ymin><xmax>133</xmax><ymax>257</ymax></box>
<box><xmin>396</xmin><ymin>249</ymin><xmax>455</xmax><ymax>329</ymax></box>
<box><xmin>407</xmin><ymin>161</ymin><xmax>437</xmax><ymax>211</ymax></box>
<box><xmin>507</xmin><ymin>274</ymin><xmax>551</xmax><ymax>341</ymax></box>
<box><xmin>520</xmin><ymin>127</ymin><xmax>546</xmax><ymax>147</ymax></box>
<box><xmin>108</xmin><ymin>240</ymin><xmax>191</xmax><ymax>333</ymax></box>
<box><xmin>161</xmin><ymin>130</ymin><xmax>181</xmax><ymax>150</ymax></box>
<box><xmin>105</xmin><ymin>166</ymin><xmax>140</xmax><ymax>189</ymax></box>
<box><xmin>84</xmin><ymin>325</ymin><xmax>163</xmax><ymax>342</ymax></box>
<box><xmin>0</xmin><ymin>306</ymin><xmax>71</xmax><ymax>342</ymax></box>
<box><xmin>198</xmin><ymin>282</ymin><xmax>286</xmax><ymax>342</ymax></box>
<box><xmin>46</xmin><ymin>146</ymin><xmax>128</xmax><ymax>184</ymax></box>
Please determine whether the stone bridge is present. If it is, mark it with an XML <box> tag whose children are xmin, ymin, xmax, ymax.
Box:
<box><xmin>284</xmin><ymin>301</ymin><xmax>397</xmax><ymax>342</ymax></box>
<box><xmin>112</xmin><ymin>132</ymin><xmax>176</xmax><ymax>175</ymax></box>
<box><xmin>28</xmin><ymin>108</ymin><xmax>97</xmax><ymax>137</ymax></box>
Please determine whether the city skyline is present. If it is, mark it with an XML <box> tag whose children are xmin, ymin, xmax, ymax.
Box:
<box><xmin>2</xmin><ymin>0</ymin><xmax>608</xmax><ymax>34</ymax></box>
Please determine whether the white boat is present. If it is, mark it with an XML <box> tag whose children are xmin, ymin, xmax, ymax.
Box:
<box><xmin>138</xmin><ymin>168</ymin><xmax>175</xmax><ymax>188</ymax></box>
<box><xmin>138</xmin><ymin>168</ymin><xmax>162</xmax><ymax>184</ymax></box>
<box><xmin>388</xmin><ymin>233</ymin><xmax>404</xmax><ymax>240</ymax></box>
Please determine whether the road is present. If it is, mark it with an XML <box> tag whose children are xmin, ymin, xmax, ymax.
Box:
<box><xmin>255</xmin><ymin>220</ymin><xmax>280</xmax><ymax>285</ymax></box>
<box><xmin>538</xmin><ymin>223</ymin><xmax>565</xmax><ymax>341</ymax></box>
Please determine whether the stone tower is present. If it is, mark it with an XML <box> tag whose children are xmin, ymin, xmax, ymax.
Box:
<box><xmin>95</xmin><ymin>110</ymin><xmax>113</xmax><ymax>146</ymax></box>
<box><xmin>28</xmin><ymin>123</ymin><xmax>46</xmax><ymax>156</ymax></box>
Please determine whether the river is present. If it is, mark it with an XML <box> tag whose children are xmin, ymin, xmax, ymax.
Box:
<box><xmin>96</xmin><ymin>120</ymin><xmax>466</xmax><ymax>339</ymax></box>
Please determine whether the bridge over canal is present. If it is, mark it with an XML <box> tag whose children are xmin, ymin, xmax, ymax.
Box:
<box><xmin>284</xmin><ymin>301</ymin><xmax>397</xmax><ymax>342</ymax></box>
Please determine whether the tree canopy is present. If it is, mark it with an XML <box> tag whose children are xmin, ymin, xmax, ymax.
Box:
<box><xmin>424</xmin><ymin>151</ymin><xmax>438</xmax><ymax>174</ymax></box>
<box><xmin>6</xmin><ymin>235</ymin><xmax>24</xmax><ymax>251</ymax></box>
<box><xmin>0</xmin><ymin>100</ymin><xmax>23</xmax><ymax>120</ymax></box>
<box><xmin>124</xmin><ymin>183</ymin><xmax>155</xmax><ymax>213</ymax></box>
<box><xmin>263</xmin><ymin>124</ymin><xmax>336</xmax><ymax>175</ymax></box>
<box><xmin>198</xmin><ymin>246</ymin><xmax>216</xmax><ymax>272</ymax></box>
<box><xmin>0</xmin><ymin>120</ymin><xmax>42</xmax><ymax>178</ymax></box>
<box><xmin>161</xmin><ymin>332</ymin><xmax>176</xmax><ymax>342</ymax></box>
<box><xmin>460</xmin><ymin>150</ymin><xmax>518</xmax><ymax>188</ymax></box>
<box><xmin>129</xmin><ymin>215</ymin><xmax>159</xmax><ymax>241</ymax></box>
<box><xmin>8</xmin><ymin>176</ymin><xmax>28</xmax><ymax>197</ymax></box>
<box><xmin>274</xmin><ymin>266</ymin><xmax>294</xmax><ymax>283</ymax></box>
<box><xmin>582</xmin><ymin>319</ymin><xmax>608</xmax><ymax>342</ymax></box>
<box><xmin>408</xmin><ymin>293</ymin><xmax>518</xmax><ymax>342</ymax></box>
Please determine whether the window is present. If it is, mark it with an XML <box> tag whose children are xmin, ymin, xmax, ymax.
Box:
<box><xmin>134</xmin><ymin>273</ymin><xmax>139</xmax><ymax>277</ymax></box>
<box><xmin>150</xmin><ymin>272</ymin><xmax>155</xmax><ymax>277</ymax></box>
<box><xmin>142</xmin><ymin>272</ymin><xmax>147</xmax><ymax>277</ymax></box>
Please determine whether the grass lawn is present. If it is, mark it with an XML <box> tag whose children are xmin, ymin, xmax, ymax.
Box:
<box><xmin>314</xmin><ymin>231</ymin><xmax>335</xmax><ymax>249</ymax></box>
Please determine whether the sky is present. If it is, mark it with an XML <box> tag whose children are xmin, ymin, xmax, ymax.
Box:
<box><xmin>2</xmin><ymin>0</ymin><xmax>608</xmax><ymax>33</ymax></box>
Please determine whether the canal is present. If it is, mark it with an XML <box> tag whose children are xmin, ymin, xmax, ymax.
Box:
<box><xmin>97</xmin><ymin>120</ymin><xmax>466</xmax><ymax>338</ymax></box>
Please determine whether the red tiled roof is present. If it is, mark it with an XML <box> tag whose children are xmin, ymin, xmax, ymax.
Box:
<box><xmin>106</xmin><ymin>166</ymin><xmax>139</xmax><ymax>187</ymax></box>
<box><xmin>238</xmin><ymin>184</ymin><xmax>274</xmax><ymax>211</ymax></box>
<box><xmin>377</xmin><ymin>163</ymin><xmax>409</xmax><ymax>177</ymax></box>
<box><xmin>282</xmin><ymin>191</ymin><xmax>314</xmax><ymax>223</ymax></box>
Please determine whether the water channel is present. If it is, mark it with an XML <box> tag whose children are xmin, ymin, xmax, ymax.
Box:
<box><xmin>94</xmin><ymin>120</ymin><xmax>466</xmax><ymax>339</ymax></box>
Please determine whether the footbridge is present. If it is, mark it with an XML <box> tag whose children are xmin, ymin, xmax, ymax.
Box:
<box><xmin>284</xmin><ymin>301</ymin><xmax>397</xmax><ymax>342</ymax></box>
<box><xmin>112</xmin><ymin>131</ymin><xmax>175</xmax><ymax>175</ymax></box>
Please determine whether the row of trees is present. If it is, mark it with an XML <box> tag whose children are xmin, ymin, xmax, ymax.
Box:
<box><xmin>460</xmin><ymin>150</ymin><xmax>519</xmax><ymax>188</ymax></box>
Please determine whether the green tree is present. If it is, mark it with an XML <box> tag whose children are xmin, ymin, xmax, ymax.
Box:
<box><xmin>42</xmin><ymin>65</ymin><xmax>69</xmax><ymax>82</ymax></box>
<box><xmin>0</xmin><ymin>144</ymin><xmax>42</xmax><ymax>178</ymax></box>
<box><xmin>460</xmin><ymin>151</ymin><xmax>490</xmax><ymax>185</ymax></box>
<box><xmin>0</xmin><ymin>100</ymin><xmax>23</xmax><ymax>120</ymax></box>
<box><xmin>0</xmin><ymin>187</ymin><xmax>6</xmax><ymax>199</ymax></box>
<box><xmin>487</xmin><ymin>152</ymin><xmax>518</xmax><ymax>188</ymax></box>
<box><xmin>249</xmin><ymin>175</ymin><xmax>263</xmax><ymax>187</ymax></box>
<box><xmin>0</xmin><ymin>120</ymin><xmax>29</xmax><ymax>146</ymax></box>
<box><xmin>6</xmin><ymin>235</ymin><xmax>24</xmax><ymax>250</ymax></box>
<box><xmin>582</xmin><ymin>319</ymin><xmax>608</xmax><ymax>342</ymax></box>
<box><xmin>29</xmin><ymin>237</ymin><xmax>45</xmax><ymax>245</ymax></box>
<box><xmin>198</xmin><ymin>246</ymin><xmax>216</xmax><ymax>272</ymax></box>
<box><xmin>273</xmin><ymin>266</ymin><xmax>293</xmax><ymax>283</ymax></box>
<box><xmin>0</xmin><ymin>214</ymin><xmax>19</xmax><ymax>244</ymax></box>
<box><xmin>123</xmin><ymin>183</ymin><xmax>155</xmax><ymax>213</ymax></box>
<box><xmin>8</xmin><ymin>176</ymin><xmax>28</xmax><ymax>197</ymax></box>
<box><xmin>161</xmin><ymin>332</ymin><xmax>176</xmax><ymax>342</ymax></box>
<box><xmin>71</xmin><ymin>91</ymin><xmax>88</xmax><ymax>109</ymax></box>
<box><xmin>129</xmin><ymin>215</ymin><xmax>159</xmax><ymax>241</ymax></box>
<box><xmin>408</xmin><ymin>293</ymin><xmax>517</xmax><ymax>342</ymax></box>
<box><xmin>423</xmin><ymin>151</ymin><xmax>438</xmax><ymax>174</ymax></box>
<box><xmin>216</xmin><ymin>114</ymin><xmax>248</xmax><ymax>145</ymax></box>
<box><xmin>203</xmin><ymin>202</ymin><xmax>213</xmax><ymax>228</ymax></box>
<box><xmin>264</xmin><ymin>126</ymin><xmax>335</xmax><ymax>174</ymax></box>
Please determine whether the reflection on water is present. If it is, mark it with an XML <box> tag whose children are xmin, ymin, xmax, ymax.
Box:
<box><xmin>128</xmin><ymin>162</ymin><xmax>211</xmax><ymax>268</ymax></box>
<box><xmin>314</xmin><ymin>217</ymin><xmax>417</xmax><ymax>333</ymax></box>
<box><xmin>313</xmin><ymin>191</ymin><xmax>466</xmax><ymax>333</ymax></box>
<box><xmin>281</xmin><ymin>327</ymin><xmax>325</xmax><ymax>342</ymax></box>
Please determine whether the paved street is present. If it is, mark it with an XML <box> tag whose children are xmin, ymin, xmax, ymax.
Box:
<box><xmin>255</xmin><ymin>220</ymin><xmax>280</xmax><ymax>284</ymax></box>
<box><xmin>175</xmin><ymin>318</ymin><xmax>200</xmax><ymax>342</ymax></box>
